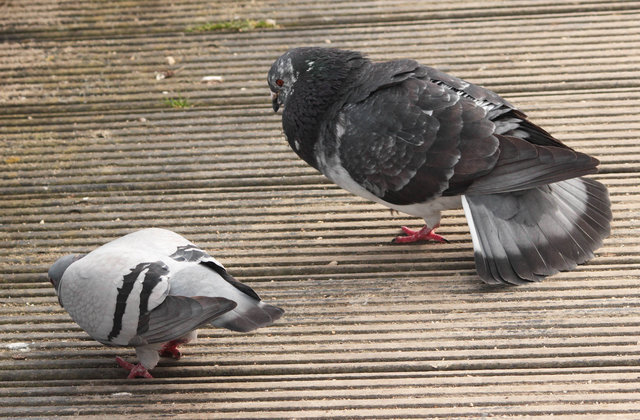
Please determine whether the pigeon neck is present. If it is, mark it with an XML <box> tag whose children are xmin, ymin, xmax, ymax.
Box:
<box><xmin>282</xmin><ymin>55</ymin><xmax>367</xmax><ymax>169</ymax></box>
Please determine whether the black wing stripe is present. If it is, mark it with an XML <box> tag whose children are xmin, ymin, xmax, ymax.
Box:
<box><xmin>108</xmin><ymin>261</ymin><xmax>169</xmax><ymax>342</ymax></box>
<box><xmin>138</xmin><ymin>262</ymin><xmax>169</xmax><ymax>320</ymax></box>
<box><xmin>108</xmin><ymin>263</ymin><xmax>148</xmax><ymax>341</ymax></box>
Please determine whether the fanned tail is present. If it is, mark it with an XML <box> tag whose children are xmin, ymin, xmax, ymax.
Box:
<box><xmin>462</xmin><ymin>177</ymin><xmax>611</xmax><ymax>285</ymax></box>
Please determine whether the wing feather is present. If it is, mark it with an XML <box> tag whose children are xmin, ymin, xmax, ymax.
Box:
<box><xmin>134</xmin><ymin>296</ymin><xmax>236</xmax><ymax>345</ymax></box>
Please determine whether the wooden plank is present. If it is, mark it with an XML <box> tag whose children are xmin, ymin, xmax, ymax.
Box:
<box><xmin>2</xmin><ymin>0</ymin><xmax>640</xmax><ymax>417</ymax></box>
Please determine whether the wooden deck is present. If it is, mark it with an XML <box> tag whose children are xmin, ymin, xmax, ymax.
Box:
<box><xmin>2</xmin><ymin>0</ymin><xmax>640</xmax><ymax>418</ymax></box>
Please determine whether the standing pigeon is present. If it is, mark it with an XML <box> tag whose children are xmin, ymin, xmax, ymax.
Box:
<box><xmin>48</xmin><ymin>228</ymin><xmax>284</xmax><ymax>378</ymax></box>
<box><xmin>268</xmin><ymin>47</ymin><xmax>612</xmax><ymax>285</ymax></box>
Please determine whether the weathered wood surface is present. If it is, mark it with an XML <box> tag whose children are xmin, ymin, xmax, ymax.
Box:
<box><xmin>1</xmin><ymin>0</ymin><xmax>640</xmax><ymax>418</ymax></box>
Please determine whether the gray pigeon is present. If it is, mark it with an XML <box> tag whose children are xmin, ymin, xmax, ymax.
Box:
<box><xmin>48</xmin><ymin>228</ymin><xmax>284</xmax><ymax>378</ymax></box>
<box><xmin>268</xmin><ymin>47</ymin><xmax>612</xmax><ymax>285</ymax></box>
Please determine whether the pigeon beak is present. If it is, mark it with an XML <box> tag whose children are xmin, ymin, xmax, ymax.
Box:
<box><xmin>271</xmin><ymin>91</ymin><xmax>280</xmax><ymax>112</ymax></box>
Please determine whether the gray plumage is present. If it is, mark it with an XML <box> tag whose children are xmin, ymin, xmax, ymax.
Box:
<box><xmin>268</xmin><ymin>47</ymin><xmax>611</xmax><ymax>285</ymax></box>
<box><xmin>48</xmin><ymin>228</ymin><xmax>284</xmax><ymax>377</ymax></box>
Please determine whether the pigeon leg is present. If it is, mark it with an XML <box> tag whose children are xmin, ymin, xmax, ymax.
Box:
<box><xmin>115</xmin><ymin>356</ymin><xmax>153</xmax><ymax>379</ymax></box>
<box><xmin>392</xmin><ymin>225</ymin><xmax>449</xmax><ymax>244</ymax></box>
<box><xmin>159</xmin><ymin>340</ymin><xmax>183</xmax><ymax>360</ymax></box>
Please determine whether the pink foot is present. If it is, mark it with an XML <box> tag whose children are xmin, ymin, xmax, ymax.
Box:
<box><xmin>115</xmin><ymin>356</ymin><xmax>153</xmax><ymax>379</ymax></box>
<box><xmin>159</xmin><ymin>340</ymin><xmax>184</xmax><ymax>360</ymax></box>
<box><xmin>392</xmin><ymin>225</ymin><xmax>448</xmax><ymax>244</ymax></box>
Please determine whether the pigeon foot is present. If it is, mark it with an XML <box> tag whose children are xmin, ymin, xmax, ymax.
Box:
<box><xmin>115</xmin><ymin>356</ymin><xmax>153</xmax><ymax>379</ymax></box>
<box><xmin>159</xmin><ymin>340</ymin><xmax>183</xmax><ymax>360</ymax></box>
<box><xmin>392</xmin><ymin>225</ymin><xmax>448</xmax><ymax>244</ymax></box>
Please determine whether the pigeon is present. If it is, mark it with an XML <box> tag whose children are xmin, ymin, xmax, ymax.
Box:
<box><xmin>268</xmin><ymin>47</ymin><xmax>612</xmax><ymax>285</ymax></box>
<box><xmin>48</xmin><ymin>228</ymin><xmax>284</xmax><ymax>378</ymax></box>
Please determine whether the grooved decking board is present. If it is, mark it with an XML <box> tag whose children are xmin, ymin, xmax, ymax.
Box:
<box><xmin>2</xmin><ymin>0</ymin><xmax>640</xmax><ymax>418</ymax></box>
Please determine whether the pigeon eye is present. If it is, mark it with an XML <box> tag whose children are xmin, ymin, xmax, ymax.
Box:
<box><xmin>275</xmin><ymin>79</ymin><xmax>284</xmax><ymax>87</ymax></box>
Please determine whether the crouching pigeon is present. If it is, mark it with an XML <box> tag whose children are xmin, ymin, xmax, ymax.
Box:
<box><xmin>268</xmin><ymin>47</ymin><xmax>612</xmax><ymax>285</ymax></box>
<box><xmin>48</xmin><ymin>228</ymin><xmax>284</xmax><ymax>378</ymax></box>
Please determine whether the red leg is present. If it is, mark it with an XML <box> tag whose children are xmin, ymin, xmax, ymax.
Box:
<box><xmin>159</xmin><ymin>340</ymin><xmax>183</xmax><ymax>360</ymax></box>
<box><xmin>115</xmin><ymin>356</ymin><xmax>153</xmax><ymax>379</ymax></box>
<box><xmin>392</xmin><ymin>225</ymin><xmax>448</xmax><ymax>244</ymax></box>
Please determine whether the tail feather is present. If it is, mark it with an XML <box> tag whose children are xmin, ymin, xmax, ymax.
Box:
<box><xmin>554</xmin><ymin>178</ymin><xmax>611</xmax><ymax>233</ymax></box>
<box><xmin>169</xmin><ymin>263</ymin><xmax>285</xmax><ymax>333</ymax></box>
<box><xmin>212</xmin><ymin>301</ymin><xmax>284</xmax><ymax>333</ymax></box>
<box><xmin>462</xmin><ymin>177</ymin><xmax>611</xmax><ymax>284</ymax></box>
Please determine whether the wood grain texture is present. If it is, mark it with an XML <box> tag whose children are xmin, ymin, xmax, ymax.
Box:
<box><xmin>2</xmin><ymin>0</ymin><xmax>640</xmax><ymax>418</ymax></box>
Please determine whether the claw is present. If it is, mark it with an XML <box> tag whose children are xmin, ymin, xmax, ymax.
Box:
<box><xmin>392</xmin><ymin>225</ymin><xmax>448</xmax><ymax>244</ymax></box>
<box><xmin>115</xmin><ymin>356</ymin><xmax>153</xmax><ymax>379</ymax></box>
<box><xmin>159</xmin><ymin>340</ymin><xmax>183</xmax><ymax>360</ymax></box>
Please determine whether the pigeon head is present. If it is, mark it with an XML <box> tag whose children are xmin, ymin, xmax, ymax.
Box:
<box><xmin>268</xmin><ymin>47</ymin><xmax>367</xmax><ymax>168</ymax></box>
<box><xmin>268</xmin><ymin>47</ymin><xmax>365</xmax><ymax>112</ymax></box>
<box><xmin>48</xmin><ymin>254</ymin><xmax>84</xmax><ymax>292</ymax></box>
<box><xmin>267</xmin><ymin>49</ymin><xmax>300</xmax><ymax>112</ymax></box>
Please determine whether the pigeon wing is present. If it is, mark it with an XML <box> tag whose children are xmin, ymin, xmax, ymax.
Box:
<box><xmin>199</xmin><ymin>260</ymin><xmax>261</xmax><ymax>300</ymax></box>
<box><xmin>461</xmin><ymin>134</ymin><xmax>600</xmax><ymax>195</ymax></box>
<box><xmin>414</xmin><ymin>67</ymin><xmax>600</xmax><ymax>195</ymax></box>
<box><xmin>168</xmin><ymin>262</ymin><xmax>284</xmax><ymax>333</ymax></box>
<box><xmin>419</xmin><ymin>65</ymin><xmax>515</xmax><ymax>111</ymax></box>
<box><xmin>134</xmin><ymin>295</ymin><xmax>237</xmax><ymax>345</ymax></box>
<box><xmin>163</xmin><ymin>235</ymin><xmax>262</xmax><ymax>301</ymax></box>
<box><xmin>420</xmin><ymin>65</ymin><xmax>571</xmax><ymax>149</ymax></box>
<box><xmin>338</xmin><ymin>75</ymin><xmax>499</xmax><ymax>205</ymax></box>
